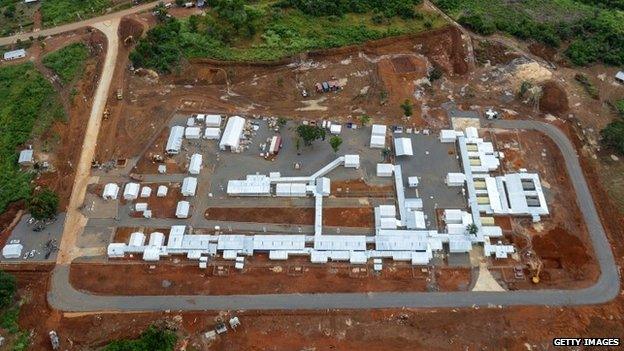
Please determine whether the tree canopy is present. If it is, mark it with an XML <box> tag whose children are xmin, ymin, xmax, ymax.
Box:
<box><xmin>28</xmin><ymin>188</ymin><xmax>59</xmax><ymax>220</ymax></box>
<box><xmin>0</xmin><ymin>270</ymin><xmax>16</xmax><ymax>309</ymax></box>
<box><xmin>296</xmin><ymin>125</ymin><xmax>326</xmax><ymax>146</ymax></box>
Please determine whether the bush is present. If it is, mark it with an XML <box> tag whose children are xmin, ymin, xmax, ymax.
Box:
<box><xmin>601</xmin><ymin>120</ymin><xmax>624</xmax><ymax>155</ymax></box>
<box><xmin>0</xmin><ymin>63</ymin><xmax>64</xmax><ymax>212</ymax></box>
<box><xmin>615</xmin><ymin>99</ymin><xmax>624</xmax><ymax>116</ymax></box>
<box><xmin>0</xmin><ymin>271</ymin><xmax>16</xmax><ymax>309</ymax></box>
<box><xmin>458</xmin><ymin>14</ymin><xmax>495</xmax><ymax>35</ymax></box>
<box><xmin>42</xmin><ymin>42</ymin><xmax>89</xmax><ymax>84</ymax></box>
<box><xmin>28</xmin><ymin>188</ymin><xmax>59</xmax><ymax>220</ymax></box>
<box><xmin>104</xmin><ymin>326</ymin><xmax>177</xmax><ymax>351</ymax></box>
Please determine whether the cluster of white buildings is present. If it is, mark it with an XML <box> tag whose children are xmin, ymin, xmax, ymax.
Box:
<box><xmin>106</xmin><ymin>121</ymin><xmax>549</xmax><ymax>267</ymax></box>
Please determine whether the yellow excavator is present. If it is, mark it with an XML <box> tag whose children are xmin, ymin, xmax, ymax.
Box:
<box><xmin>528</xmin><ymin>258</ymin><xmax>543</xmax><ymax>284</ymax></box>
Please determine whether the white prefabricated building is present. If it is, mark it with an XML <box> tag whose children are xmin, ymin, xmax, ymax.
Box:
<box><xmin>219</xmin><ymin>116</ymin><xmax>246</xmax><ymax>151</ymax></box>
<box><xmin>102</xmin><ymin>183</ymin><xmax>120</xmax><ymax>200</ymax></box>
<box><xmin>181</xmin><ymin>177</ymin><xmax>198</xmax><ymax>196</ymax></box>
<box><xmin>205</xmin><ymin>114</ymin><xmax>222</xmax><ymax>127</ymax></box>
<box><xmin>394</xmin><ymin>137</ymin><xmax>413</xmax><ymax>156</ymax></box>
<box><xmin>176</xmin><ymin>201</ymin><xmax>190</xmax><ymax>218</ymax></box>
<box><xmin>165</xmin><ymin>126</ymin><xmax>185</xmax><ymax>154</ymax></box>
<box><xmin>157</xmin><ymin>185</ymin><xmax>168</xmax><ymax>197</ymax></box>
<box><xmin>188</xmin><ymin>154</ymin><xmax>202</xmax><ymax>175</ymax></box>
<box><xmin>123</xmin><ymin>183</ymin><xmax>140</xmax><ymax>200</ymax></box>
<box><xmin>185</xmin><ymin>127</ymin><xmax>202</xmax><ymax>139</ymax></box>
<box><xmin>204</xmin><ymin>127</ymin><xmax>221</xmax><ymax>140</ymax></box>
<box><xmin>370</xmin><ymin>124</ymin><xmax>387</xmax><ymax>149</ymax></box>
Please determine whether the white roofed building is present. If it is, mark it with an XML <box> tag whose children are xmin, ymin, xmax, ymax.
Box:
<box><xmin>102</xmin><ymin>183</ymin><xmax>120</xmax><ymax>200</ymax></box>
<box><xmin>181</xmin><ymin>177</ymin><xmax>198</xmax><ymax>196</ymax></box>
<box><xmin>165</xmin><ymin>126</ymin><xmax>185</xmax><ymax>154</ymax></box>
<box><xmin>220</xmin><ymin>116</ymin><xmax>246</xmax><ymax>151</ymax></box>
<box><xmin>188</xmin><ymin>153</ymin><xmax>202</xmax><ymax>175</ymax></box>
<box><xmin>394</xmin><ymin>138</ymin><xmax>413</xmax><ymax>156</ymax></box>
<box><xmin>123</xmin><ymin>183</ymin><xmax>140</xmax><ymax>200</ymax></box>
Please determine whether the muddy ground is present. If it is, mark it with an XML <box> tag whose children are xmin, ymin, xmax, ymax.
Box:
<box><xmin>68</xmin><ymin>258</ymin><xmax>471</xmax><ymax>296</ymax></box>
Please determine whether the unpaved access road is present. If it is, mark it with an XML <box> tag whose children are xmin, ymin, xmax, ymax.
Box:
<box><xmin>0</xmin><ymin>1</ymin><xmax>160</xmax><ymax>46</ymax></box>
<box><xmin>56</xmin><ymin>19</ymin><xmax>120</xmax><ymax>265</ymax></box>
<box><xmin>47</xmin><ymin>120</ymin><xmax>620</xmax><ymax>311</ymax></box>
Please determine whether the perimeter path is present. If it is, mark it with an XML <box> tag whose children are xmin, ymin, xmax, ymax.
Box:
<box><xmin>0</xmin><ymin>1</ymin><xmax>160</xmax><ymax>46</ymax></box>
<box><xmin>47</xmin><ymin>120</ymin><xmax>620</xmax><ymax>311</ymax></box>
<box><xmin>56</xmin><ymin>19</ymin><xmax>120</xmax><ymax>265</ymax></box>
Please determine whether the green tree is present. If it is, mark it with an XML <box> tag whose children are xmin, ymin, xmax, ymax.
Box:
<box><xmin>0</xmin><ymin>271</ymin><xmax>16</xmax><ymax>309</ymax></box>
<box><xmin>296</xmin><ymin>125</ymin><xmax>325</xmax><ymax>146</ymax></box>
<box><xmin>329</xmin><ymin>136</ymin><xmax>343</xmax><ymax>153</ymax></box>
<box><xmin>104</xmin><ymin>326</ymin><xmax>177</xmax><ymax>351</ymax></box>
<box><xmin>466</xmin><ymin>223</ymin><xmax>478</xmax><ymax>235</ymax></box>
<box><xmin>175</xmin><ymin>0</ymin><xmax>185</xmax><ymax>6</ymax></box>
<box><xmin>400</xmin><ymin>99</ymin><xmax>413</xmax><ymax>117</ymax></box>
<box><xmin>28</xmin><ymin>188</ymin><xmax>59</xmax><ymax>220</ymax></box>
<box><xmin>601</xmin><ymin>120</ymin><xmax>624</xmax><ymax>155</ymax></box>
<box><xmin>428</xmin><ymin>66</ymin><xmax>443</xmax><ymax>81</ymax></box>
<box><xmin>615</xmin><ymin>99</ymin><xmax>624</xmax><ymax>116</ymax></box>
<box><xmin>277</xmin><ymin>117</ymin><xmax>287</xmax><ymax>128</ymax></box>
<box><xmin>359</xmin><ymin>114</ymin><xmax>371</xmax><ymax>126</ymax></box>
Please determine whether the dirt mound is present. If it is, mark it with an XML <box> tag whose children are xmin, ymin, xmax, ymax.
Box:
<box><xmin>532</xmin><ymin>226</ymin><xmax>592</xmax><ymax>280</ymax></box>
<box><xmin>539</xmin><ymin>80</ymin><xmax>569</xmax><ymax>116</ymax></box>
<box><xmin>119</xmin><ymin>17</ymin><xmax>144</xmax><ymax>46</ymax></box>
<box><xmin>528</xmin><ymin>42</ymin><xmax>556</xmax><ymax>62</ymax></box>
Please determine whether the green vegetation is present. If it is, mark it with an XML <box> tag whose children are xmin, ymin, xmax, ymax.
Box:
<box><xmin>42</xmin><ymin>43</ymin><xmax>89</xmax><ymax>84</ymax></box>
<box><xmin>296</xmin><ymin>125</ymin><xmax>326</xmax><ymax>146</ymax></box>
<box><xmin>0</xmin><ymin>0</ymin><xmax>37</xmax><ymax>36</ymax></box>
<box><xmin>130</xmin><ymin>0</ymin><xmax>444</xmax><ymax>72</ymax></box>
<box><xmin>616</xmin><ymin>99</ymin><xmax>624</xmax><ymax>116</ymax></box>
<box><xmin>40</xmin><ymin>0</ymin><xmax>113</xmax><ymax>27</ymax></box>
<box><xmin>329</xmin><ymin>135</ymin><xmax>343</xmax><ymax>153</ymax></box>
<box><xmin>434</xmin><ymin>0</ymin><xmax>624</xmax><ymax>66</ymax></box>
<box><xmin>0</xmin><ymin>271</ymin><xmax>30</xmax><ymax>351</ymax></box>
<box><xmin>601</xmin><ymin>120</ymin><xmax>624</xmax><ymax>155</ymax></box>
<box><xmin>574</xmin><ymin>73</ymin><xmax>599</xmax><ymax>99</ymax></box>
<box><xmin>359</xmin><ymin>114</ymin><xmax>371</xmax><ymax>126</ymax></box>
<box><xmin>0</xmin><ymin>63</ymin><xmax>65</xmax><ymax>213</ymax></box>
<box><xmin>0</xmin><ymin>270</ymin><xmax>16</xmax><ymax>309</ymax></box>
<box><xmin>28</xmin><ymin>187</ymin><xmax>59</xmax><ymax>220</ymax></box>
<box><xmin>400</xmin><ymin>99</ymin><xmax>413</xmax><ymax>117</ymax></box>
<box><xmin>103</xmin><ymin>326</ymin><xmax>177</xmax><ymax>351</ymax></box>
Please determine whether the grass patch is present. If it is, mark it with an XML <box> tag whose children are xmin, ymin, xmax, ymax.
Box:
<box><xmin>103</xmin><ymin>326</ymin><xmax>177</xmax><ymax>351</ymax></box>
<box><xmin>42</xmin><ymin>42</ymin><xmax>89</xmax><ymax>84</ymax></box>
<box><xmin>433</xmin><ymin>0</ymin><xmax>624</xmax><ymax>66</ymax></box>
<box><xmin>0</xmin><ymin>63</ymin><xmax>65</xmax><ymax>212</ymax></box>
<box><xmin>0</xmin><ymin>0</ymin><xmax>36</xmax><ymax>36</ymax></box>
<box><xmin>131</xmin><ymin>1</ymin><xmax>445</xmax><ymax>72</ymax></box>
<box><xmin>40</xmin><ymin>0</ymin><xmax>113</xmax><ymax>27</ymax></box>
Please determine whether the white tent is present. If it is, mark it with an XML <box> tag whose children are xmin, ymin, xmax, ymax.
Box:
<box><xmin>394</xmin><ymin>138</ymin><xmax>413</xmax><ymax>156</ymax></box>
<box><xmin>149</xmin><ymin>232</ymin><xmax>165</xmax><ymax>246</ymax></box>
<box><xmin>176</xmin><ymin>201</ymin><xmax>190</xmax><ymax>218</ymax></box>
<box><xmin>440</xmin><ymin>129</ymin><xmax>458</xmax><ymax>143</ymax></box>
<box><xmin>377</xmin><ymin>163</ymin><xmax>394</xmax><ymax>177</ymax></box>
<box><xmin>408</xmin><ymin>176</ymin><xmax>419</xmax><ymax>187</ymax></box>
<box><xmin>157</xmin><ymin>185</ymin><xmax>168</xmax><ymax>197</ymax></box>
<box><xmin>330</xmin><ymin>124</ymin><xmax>342</xmax><ymax>135</ymax></box>
<box><xmin>205</xmin><ymin>114</ymin><xmax>222</xmax><ymax>127</ymax></box>
<box><xmin>2</xmin><ymin>243</ymin><xmax>23</xmax><ymax>259</ymax></box>
<box><xmin>204</xmin><ymin>127</ymin><xmax>221</xmax><ymax>140</ymax></box>
<box><xmin>344</xmin><ymin>154</ymin><xmax>360</xmax><ymax>169</ymax></box>
<box><xmin>186</xmin><ymin>117</ymin><xmax>196</xmax><ymax>126</ymax></box>
<box><xmin>188</xmin><ymin>154</ymin><xmax>202</xmax><ymax>175</ymax></box>
<box><xmin>185</xmin><ymin>127</ymin><xmax>202</xmax><ymax>139</ymax></box>
<box><xmin>102</xmin><ymin>183</ymin><xmax>119</xmax><ymax>200</ymax></box>
<box><xmin>158</xmin><ymin>165</ymin><xmax>167</xmax><ymax>174</ymax></box>
<box><xmin>135</xmin><ymin>203</ymin><xmax>148</xmax><ymax>212</ymax></box>
<box><xmin>123</xmin><ymin>183</ymin><xmax>140</xmax><ymax>200</ymax></box>
<box><xmin>3</xmin><ymin>49</ymin><xmax>26</xmax><ymax>61</ymax></box>
<box><xmin>107</xmin><ymin>243</ymin><xmax>126</xmax><ymax>258</ymax></box>
<box><xmin>446</xmin><ymin>173</ymin><xmax>466</xmax><ymax>186</ymax></box>
<box><xmin>18</xmin><ymin>149</ymin><xmax>33</xmax><ymax>165</ymax></box>
<box><xmin>219</xmin><ymin>116</ymin><xmax>246</xmax><ymax>151</ymax></box>
<box><xmin>128</xmin><ymin>232</ymin><xmax>146</xmax><ymax>247</ymax></box>
<box><xmin>370</xmin><ymin>134</ymin><xmax>386</xmax><ymax>149</ymax></box>
<box><xmin>166</xmin><ymin>126</ymin><xmax>185</xmax><ymax>154</ymax></box>
<box><xmin>140</xmin><ymin>186</ymin><xmax>152</xmax><ymax>198</ymax></box>
<box><xmin>370</xmin><ymin>124</ymin><xmax>386</xmax><ymax>148</ymax></box>
<box><xmin>181</xmin><ymin>177</ymin><xmax>197</xmax><ymax>196</ymax></box>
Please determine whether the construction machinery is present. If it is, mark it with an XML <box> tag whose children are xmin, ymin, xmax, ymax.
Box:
<box><xmin>116</xmin><ymin>88</ymin><xmax>123</xmax><ymax>100</ymax></box>
<box><xmin>528</xmin><ymin>257</ymin><xmax>543</xmax><ymax>284</ymax></box>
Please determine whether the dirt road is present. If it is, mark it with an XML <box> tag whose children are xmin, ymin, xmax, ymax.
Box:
<box><xmin>56</xmin><ymin>19</ymin><xmax>120</xmax><ymax>265</ymax></box>
<box><xmin>0</xmin><ymin>1</ymin><xmax>160</xmax><ymax>46</ymax></box>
